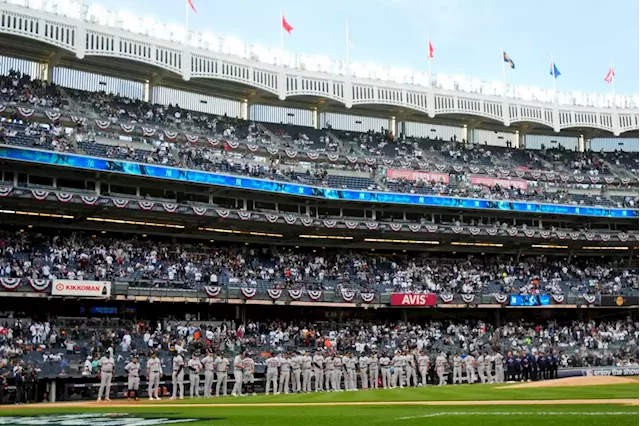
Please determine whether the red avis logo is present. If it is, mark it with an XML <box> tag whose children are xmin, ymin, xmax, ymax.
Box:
<box><xmin>390</xmin><ymin>293</ymin><xmax>437</xmax><ymax>306</ymax></box>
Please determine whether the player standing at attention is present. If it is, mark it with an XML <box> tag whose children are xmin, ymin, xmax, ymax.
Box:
<box><xmin>494</xmin><ymin>351</ymin><xmax>505</xmax><ymax>383</ymax></box>
<box><xmin>417</xmin><ymin>351</ymin><xmax>429</xmax><ymax>386</ymax></box>
<box><xmin>146</xmin><ymin>351</ymin><xmax>162</xmax><ymax>400</ymax></box>
<box><xmin>97</xmin><ymin>347</ymin><xmax>115</xmax><ymax>402</ymax></box>
<box><xmin>333</xmin><ymin>353</ymin><xmax>344</xmax><ymax>391</ymax></box>
<box><xmin>484</xmin><ymin>352</ymin><xmax>493</xmax><ymax>383</ymax></box>
<box><xmin>214</xmin><ymin>353</ymin><xmax>229</xmax><ymax>397</ymax></box>
<box><xmin>278</xmin><ymin>353</ymin><xmax>291</xmax><ymax>394</ymax></box>
<box><xmin>358</xmin><ymin>353</ymin><xmax>369</xmax><ymax>390</ymax></box>
<box><xmin>201</xmin><ymin>352</ymin><xmax>214</xmax><ymax>397</ymax></box>
<box><xmin>171</xmin><ymin>349</ymin><xmax>185</xmax><ymax>400</ymax></box>
<box><xmin>436</xmin><ymin>352</ymin><xmax>447</xmax><ymax>386</ymax></box>
<box><xmin>301</xmin><ymin>351</ymin><xmax>312</xmax><ymax>392</ymax></box>
<box><xmin>379</xmin><ymin>353</ymin><xmax>391</xmax><ymax>389</ymax></box>
<box><xmin>368</xmin><ymin>352</ymin><xmax>379</xmax><ymax>389</ymax></box>
<box><xmin>231</xmin><ymin>352</ymin><xmax>244</xmax><ymax>397</ymax></box>
<box><xmin>405</xmin><ymin>351</ymin><xmax>417</xmax><ymax>387</ymax></box>
<box><xmin>188</xmin><ymin>353</ymin><xmax>203</xmax><ymax>398</ymax></box>
<box><xmin>452</xmin><ymin>353</ymin><xmax>462</xmax><ymax>384</ymax></box>
<box><xmin>290</xmin><ymin>352</ymin><xmax>302</xmax><ymax>393</ymax></box>
<box><xmin>312</xmin><ymin>351</ymin><xmax>324</xmax><ymax>392</ymax></box>
<box><xmin>464</xmin><ymin>352</ymin><xmax>476</xmax><ymax>384</ymax></box>
<box><xmin>265</xmin><ymin>352</ymin><xmax>279</xmax><ymax>395</ymax></box>
<box><xmin>241</xmin><ymin>352</ymin><xmax>256</xmax><ymax>396</ymax></box>
<box><xmin>477</xmin><ymin>352</ymin><xmax>486</xmax><ymax>384</ymax></box>
<box><xmin>346</xmin><ymin>353</ymin><xmax>357</xmax><ymax>391</ymax></box>
<box><xmin>391</xmin><ymin>351</ymin><xmax>404</xmax><ymax>388</ymax></box>
<box><xmin>124</xmin><ymin>355</ymin><xmax>140</xmax><ymax>401</ymax></box>
<box><xmin>324</xmin><ymin>353</ymin><xmax>334</xmax><ymax>392</ymax></box>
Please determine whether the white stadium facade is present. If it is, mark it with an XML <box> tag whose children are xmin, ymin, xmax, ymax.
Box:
<box><xmin>0</xmin><ymin>0</ymin><xmax>638</xmax><ymax>153</ymax></box>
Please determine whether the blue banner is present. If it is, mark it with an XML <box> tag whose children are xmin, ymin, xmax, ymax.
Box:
<box><xmin>509</xmin><ymin>294</ymin><xmax>551</xmax><ymax>306</ymax></box>
<box><xmin>0</xmin><ymin>145</ymin><xmax>637</xmax><ymax>219</ymax></box>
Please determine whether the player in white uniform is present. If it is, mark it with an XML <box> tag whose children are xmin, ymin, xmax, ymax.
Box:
<box><xmin>452</xmin><ymin>353</ymin><xmax>463</xmax><ymax>384</ymax></box>
<box><xmin>231</xmin><ymin>353</ymin><xmax>244</xmax><ymax>397</ymax></box>
<box><xmin>379</xmin><ymin>354</ymin><xmax>391</xmax><ymax>389</ymax></box>
<box><xmin>345</xmin><ymin>353</ymin><xmax>357</xmax><ymax>391</ymax></box>
<box><xmin>324</xmin><ymin>354</ymin><xmax>334</xmax><ymax>392</ymax></box>
<box><xmin>241</xmin><ymin>354</ymin><xmax>256</xmax><ymax>396</ymax></box>
<box><xmin>278</xmin><ymin>353</ymin><xmax>291</xmax><ymax>394</ymax></box>
<box><xmin>265</xmin><ymin>353</ymin><xmax>280</xmax><ymax>395</ymax></box>
<box><xmin>464</xmin><ymin>353</ymin><xmax>476</xmax><ymax>384</ymax></box>
<box><xmin>484</xmin><ymin>353</ymin><xmax>494</xmax><ymax>383</ymax></box>
<box><xmin>146</xmin><ymin>351</ymin><xmax>163</xmax><ymax>400</ymax></box>
<box><xmin>97</xmin><ymin>348</ymin><xmax>115</xmax><ymax>402</ymax></box>
<box><xmin>214</xmin><ymin>354</ymin><xmax>229</xmax><ymax>397</ymax></box>
<box><xmin>301</xmin><ymin>351</ymin><xmax>313</xmax><ymax>392</ymax></box>
<box><xmin>417</xmin><ymin>351</ymin><xmax>430</xmax><ymax>386</ymax></box>
<box><xmin>312</xmin><ymin>352</ymin><xmax>324</xmax><ymax>392</ymax></box>
<box><xmin>494</xmin><ymin>352</ymin><xmax>505</xmax><ymax>383</ymax></box>
<box><xmin>435</xmin><ymin>352</ymin><xmax>447</xmax><ymax>386</ymax></box>
<box><xmin>171</xmin><ymin>350</ymin><xmax>185</xmax><ymax>400</ymax></box>
<box><xmin>333</xmin><ymin>354</ymin><xmax>344</xmax><ymax>391</ymax></box>
<box><xmin>124</xmin><ymin>355</ymin><xmax>141</xmax><ymax>400</ymax></box>
<box><xmin>358</xmin><ymin>354</ymin><xmax>369</xmax><ymax>390</ymax></box>
<box><xmin>201</xmin><ymin>352</ymin><xmax>215</xmax><ymax>397</ymax></box>
<box><xmin>368</xmin><ymin>353</ymin><xmax>379</xmax><ymax>389</ymax></box>
<box><xmin>477</xmin><ymin>353</ymin><xmax>486</xmax><ymax>384</ymax></box>
<box><xmin>188</xmin><ymin>353</ymin><xmax>203</xmax><ymax>398</ymax></box>
<box><xmin>290</xmin><ymin>354</ymin><xmax>302</xmax><ymax>393</ymax></box>
<box><xmin>391</xmin><ymin>352</ymin><xmax>404</xmax><ymax>388</ymax></box>
<box><xmin>405</xmin><ymin>351</ymin><xmax>417</xmax><ymax>387</ymax></box>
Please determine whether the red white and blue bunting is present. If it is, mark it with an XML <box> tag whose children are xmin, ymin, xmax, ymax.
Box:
<box><xmin>162</xmin><ymin>203</ymin><xmax>178</xmax><ymax>213</ymax></box>
<box><xmin>494</xmin><ymin>294</ymin><xmax>508</xmax><ymax>304</ymax></box>
<box><xmin>240</xmin><ymin>287</ymin><xmax>257</xmax><ymax>299</ymax></box>
<box><xmin>17</xmin><ymin>107</ymin><xmax>35</xmax><ymax>118</ymax></box>
<box><xmin>216</xmin><ymin>209</ymin><xmax>230</xmax><ymax>219</ymax></box>
<box><xmin>45</xmin><ymin>111</ymin><xmax>61</xmax><ymax>121</ymax></box>
<box><xmin>139</xmin><ymin>201</ymin><xmax>155</xmax><ymax>211</ymax></box>
<box><xmin>31</xmin><ymin>189</ymin><xmax>50</xmax><ymax>201</ymax></box>
<box><xmin>266</xmin><ymin>214</ymin><xmax>279</xmax><ymax>223</ymax></box>
<box><xmin>0</xmin><ymin>277</ymin><xmax>21</xmax><ymax>290</ymax></box>
<box><xmin>95</xmin><ymin>120</ymin><xmax>111</xmax><ymax>130</ymax></box>
<box><xmin>142</xmin><ymin>128</ymin><xmax>156</xmax><ymax>137</ymax></box>
<box><xmin>203</xmin><ymin>286</ymin><xmax>222</xmax><ymax>298</ymax></box>
<box><xmin>341</xmin><ymin>289</ymin><xmax>356</xmax><ymax>302</ymax></box>
<box><xmin>583</xmin><ymin>294</ymin><xmax>597</xmax><ymax>305</ymax></box>
<box><xmin>237</xmin><ymin>212</ymin><xmax>252</xmax><ymax>221</ymax></box>
<box><xmin>361</xmin><ymin>292</ymin><xmax>376</xmax><ymax>303</ymax></box>
<box><xmin>440</xmin><ymin>294</ymin><xmax>454</xmax><ymax>303</ymax></box>
<box><xmin>28</xmin><ymin>279</ymin><xmax>51</xmax><ymax>292</ymax></box>
<box><xmin>81</xmin><ymin>195</ymin><xmax>99</xmax><ymax>206</ymax></box>
<box><xmin>307</xmin><ymin>290</ymin><xmax>322</xmax><ymax>301</ymax></box>
<box><xmin>192</xmin><ymin>206</ymin><xmax>208</xmax><ymax>216</ymax></box>
<box><xmin>301</xmin><ymin>218</ymin><xmax>314</xmax><ymax>227</ymax></box>
<box><xmin>551</xmin><ymin>294</ymin><xmax>565</xmax><ymax>304</ymax></box>
<box><xmin>112</xmin><ymin>199</ymin><xmax>129</xmax><ymax>208</ymax></box>
<box><xmin>185</xmin><ymin>134</ymin><xmax>199</xmax><ymax>143</ymax></box>
<box><xmin>55</xmin><ymin>192</ymin><xmax>74</xmax><ymax>203</ymax></box>
<box><xmin>389</xmin><ymin>223</ymin><xmax>403</xmax><ymax>232</ymax></box>
<box><xmin>461</xmin><ymin>294</ymin><xmax>475</xmax><ymax>304</ymax></box>
<box><xmin>0</xmin><ymin>187</ymin><xmax>12</xmax><ymax>197</ymax></box>
<box><xmin>288</xmin><ymin>289</ymin><xmax>303</xmax><ymax>300</ymax></box>
<box><xmin>267</xmin><ymin>289</ymin><xmax>283</xmax><ymax>300</ymax></box>
<box><xmin>163</xmin><ymin>130</ymin><xmax>178</xmax><ymax>140</ymax></box>
<box><xmin>120</xmin><ymin>124</ymin><xmax>135</xmax><ymax>133</ymax></box>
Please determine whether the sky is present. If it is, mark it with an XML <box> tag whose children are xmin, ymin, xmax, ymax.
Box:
<box><xmin>97</xmin><ymin>0</ymin><xmax>639</xmax><ymax>95</ymax></box>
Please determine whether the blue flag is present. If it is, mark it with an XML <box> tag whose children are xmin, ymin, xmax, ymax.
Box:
<box><xmin>550</xmin><ymin>62</ymin><xmax>561</xmax><ymax>78</ymax></box>
<box><xmin>503</xmin><ymin>51</ymin><xmax>515</xmax><ymax>69</ymax></box>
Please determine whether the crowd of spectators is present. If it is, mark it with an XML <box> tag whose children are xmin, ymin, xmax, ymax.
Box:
<box><xmin>0</xmin><ymin>231</ymin><xmax>636</xmax><ymax>295</ymax></box>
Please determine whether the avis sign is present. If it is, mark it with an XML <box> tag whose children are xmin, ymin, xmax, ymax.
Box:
<box><xmin>52</xmin><ymin>279</ymin><xmax>112</xmax><ymax>298</ymax></box>
<box><xmin>390</xmin><ymin>293</ymin><xmax>437</xmax><ymax>306</ymax></box>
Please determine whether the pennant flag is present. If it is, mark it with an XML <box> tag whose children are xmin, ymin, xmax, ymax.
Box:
<box><xmin>503</xmin><ymin>51</ymin><xmax>515</xmax><ymax>69</ymax></box>
<box><xmin>550</xmin><ymin>61</ymin><xmax>561</xmax><ymax>78</ymax></box>
<box><xmin>428</xmin><ymin>40</ymin><xmax>434</xmax><ymax>59</ymax></box>
<box><xmin>604</xmin><ymin>65</ymin><xmax>615</xmax><ymax>83</ymax></box>
<box><xmin>282</xmin><ymin>15</ymin><xmax>293</xmax><ymax>34</ymax></box>
<box><xmin>187</xmin><ymin>0</ymin><xmax>197</xmax><ymax>13</ymax></box>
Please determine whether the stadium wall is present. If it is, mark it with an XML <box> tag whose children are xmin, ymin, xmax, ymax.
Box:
<box><xmin>0</xmin><ymin>56</ymin><xmax>44</xmax><ymax>81</ymax></box>
<box><xmin>52</xmin><ymin>67</ymin><xmax>144</xmax><ymax>100</ymax></box>
<box><xmin>402</xmin><ymin>121</ymin><xmax>465</xmax><ymax>141</ymax></box>
<box><xmin>250</xmin><ymin>104</ymin><xmax>313</xmax><ymax>127</ymax></box>
<box><xmin>524</xmin><ymin>134</ymin><xmax>579</xmax><ymax>151</ymax></box>
<box><xmin>588</xmin><ymin>137</ymin><xmax>640</xmax><ymax>152</ymax></box>
<box><xmin>321</xmin><ymin>112</ymin><xmax>388</xmax><ymax>133</ymax></box>
<box><xmin>471</xmin><ymin>129</ymin><xmax>517</xmax><ymax>147</ymax></box>
<box><xmin>152</xmin><ymin>86</ymin><xmax>243</xmax><ymax>119</ymax></box>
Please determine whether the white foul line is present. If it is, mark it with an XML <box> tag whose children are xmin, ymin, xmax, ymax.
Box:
<box><xmin>397</xmin><ymin>412</ymin><xmax>638</xmax><ymax>420</ymax></box>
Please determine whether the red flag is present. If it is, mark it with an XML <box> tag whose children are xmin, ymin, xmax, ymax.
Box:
<box><xmin>428</xmin><ymin>40</ymin><xmax>434</xmax><ymax>59</ymax></box>
<box><xmin>604</xmin><ymin>66</ymin><xmax>614</xmax><ymax>83</ymax></box>
<box><xmin>282</xmin><ymin>15</ymin><xmax>293</xmax><ymax>34</ymax></box>
<box><xmin>187</xmin><ymin>0</ymin><xmax>197</xmax><ymax>13</ymax></box>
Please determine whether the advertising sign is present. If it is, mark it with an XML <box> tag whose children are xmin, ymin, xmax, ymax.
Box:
<box><xmin>52</xmin><ymin>280</ymin><xmax>111</xmax><ymax>298</ymax></box>
<box><xmin>509</xmin><ymin>294</ymin><xmax>551</xmax><ymax>306</ymax></box>
<box><xmin>390</xmin><ymin>293</ymin><xmax>437</xmax><ymax>306</ymax></box>
<box><xmin>470</xmin><ymin>176</ymin><xmax>528</xmax><ymax>190</ymax></box>
<box><xmin>386</xmin><ymin>169</ymin><xmax>450</xmax><ymax>184</ymax></box>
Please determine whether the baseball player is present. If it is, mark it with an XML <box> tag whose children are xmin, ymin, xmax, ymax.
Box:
<box><xmin>265</xmin><ymin>353</ymin><xmax>279</xmax><ymax>395</ymax></box>
<box><xmin>417</xmin><ymin>351</ymin><xmax>429</xmax><ymax>386</ymax></box>
<box><xmin>484</xmin><ymin>353</ymin><xmax>493</xmax><ymax>383</ymax></box>
<box><xmin>477</xmin><ymin>353</ymin><xmax>486</xmax><ymax>384</ymax></box>
<box><xmin>214</xmin><ymin>353</ymin><xmax>229</xmax><ymax>397</ymax></box>
<box><xmin>124</xmin><ymin>355</ymin><xmax>141</xmax><ymax>401</ymax></box>
<box><xmin>146</xmin><ymin>351</ymin><xmax>163</xmax><ymax>400</ymax></box>
<box><xmin>358</xmin><ymin>353</ymin><xmax>369</xmax><ymax>390</ymax></box>
<box><xmin>368</xmin><ymin>353</ymin><xmax>379</xmax><ymax>389</ymax></box>
<box><xmin>242</xmin><ymin>352</ymin><xmax>256</xmax><ymax>396</ymax></box>
<box><xmin>464</xmin><ymin>353</ymin><xmax>476</xmax><ymax>384</ymax></box>
<box><xmin>312</xmin><ymin>351</ymin><xmax>324</xmax><ymax>392</ymax></box>
<box><xmin>301</xmin><ymin>351</ymin><xmax>312</xmax><ymax>392</ymax></box>
<box><xmin>201</xmin><ymin>352</ymin><xmax>215</xmax><ymax>397</ymax></box>
<box><xmin>405</xmin><ymin>351</ymin><xmax>417</xmax><ymax>387</ymax></box>
<box><xmin>379</xmin><ymin>353</ymin><xmax>391</xmax><ymax>389</ymax></box>
<box><xmin>97</xmin><ymin>347</ymin><xmax>115</xmax><ymax>402</ymax></box>
<box><xmin>278</xmin><ymin>353</ymin><xmax>291</xmax><ymax>394</ymax></box>
<box><xmin>188</xmin><ymin>353</ymin><xmax>203</xmax><ymax>398</ymax></box>
<box><xmin>435</xmin><ymin>352</ymin><xmax>447</xmax><ymax>386</ymax></box>
<box><xmin>290</xmin><ymin>353</ymin><xmax>302</xmax><ymax>393</ymax></box>
<box><xmin>391</xmin><ymin>351</ymin><xmax>404</xmax><ymax>388</ymax></box>
<box><xmin>452</xmin><ymin>353</ymin><xmax>462</xmax><ymax>384</ymax></box>
<box><xmin>333</xmin><ymin>353</ymin><xmax>343</xmax><ymax>391</ymax></box>
<box><xmin>324</xmin><ymin>353</ymin><xmax>334</xmax><ymax>392</ymax></box>
<box><xmin>346</xmin><ymin>353</ymin><xmax>357</xmax><ymax>391</ymax></box>
<box><xmin>494</xmin><ymin>351</ymin><xmax>505</xmax><ymax>383</ymax></box>
<box><xmin>171</xmin><ymin>349</ymin><xmax>185</xmax><ymax>400</ymax></box>
<box><xmin>231</xmin><ymin>352</ymin><xmax>244</xmax><ymax>397</ymax></box>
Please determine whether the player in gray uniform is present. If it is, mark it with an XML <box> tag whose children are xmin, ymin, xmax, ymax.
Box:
<box><xmin>379</xmin><ymin>354</ymin><xmax>391</xmax><ymax>389</ymax></box>
<box><xmin>484</xmin><ymin>353</ymin><xmax>494</xmax><ymax>383</ymax></box>
<box><xmin>97</xmin><ymin>347</ymin><xmax>115</xmax><ymax>402</ymax></box>
<box><xmin>231</xmin><ymin>353</ymin><xmax>244</xmax><ymax>397</ymax></box>
<box><xmin>417</xmin><ymin>351</ymin><xmax>429</xmax><ymax>386</ymax></box>
<box><xmin>477</xmin><ymin>353</ymin><xmax>486</xmax><ymax>384</ymax></box>
<box><xmin>358</xmin><ymin>354</ymin><xmax>369</xmax><ymax>390</ymax></box>
<box><xmin>324</xmin><ymin>354</ymin><xmax>334</xmax><ymax>391</ymax></box>
<box><xmin>290</xmin><ymin>353</ymin><xmax>302</xmax><ymax>393</ymax></box>
<box><xmin>493</xmin><ymin>352</ymin><xmax>505</xmax><ymax>383</ymax></box>
<box><xmin>188</xmin><ymin>353</ymin><xmax>203</xmax><ymax>398</ymax></box>
<box><xmin>265</xmin><ymin>353</ymin><xmax>279</xmax><ymax>395</ymax></box>
<box><xmin>278</xmin><ymin>353</ymin><xmax>291</xmax><ymax>394</ymax></box>
<box><xmin>301</xmin><ymin>351</ymin><xmax>312</xmax><ymax>392</ymax></box>
<box><xmin>464</xmin><ymin>353</ymin><xmax>476</xmax><ymax>384</ymax></box>
<box><xmin>391</xmin><ymin>352</ymin><xmax>404</xmax><ymax>388</ymax></box>
<box><xmin>214</xmin><ymin>354</ymin><xmax>229</xmax><ymax>397</ymax></box>
<box><xmin>241</xmin><ymin>353</ymin><xmax>256</xmax><ymax>396</ymax></box>
<box><xmin>435</xmin><ymin>352</ymin><xmax>447</xmax><ymax>386</ymax></box>
<box><xmin>124</xmin><ymin>355</ymin><xmax>141</xmax><ymax>400</ymax></box>
<box><xmin>368</xmin><ymin>353</ymin><xmax>379</xmax><ymax>389</ymax></box>
<box><xmin>345</xmin><ymin>353</ymin><xmax>357</xmax><ymax>391</ymax></box>
<box><xmin>146</xmin><ymin>351</ymin><xmax>163</xmax><ymax>400</ymax></box>
<box><xmin>335</xmin><ymin>354</ymin><xmax>346</xmax><ymax>391</ymax></box>
<box><xmin>452</xmin><ymin>353</ymin><xmax>463</xmax><ymax>384</ymax></box>
<box><xmin>405</xmin><ymin>351</ymin><xmax>417</xmax><ymax>387</ymax></box>
<box><xmin>201</xmin><ymin>352</ymin><xmax>215</xmax><ymax>397</ymax></box>
<box><xmin>171</xmin><ymin>350</ymin><xmax>185</xmax><ymax>400</ymax></box>
<box><xmin>312</xmin><ymin>352</ymin><xmax>324</xmax><ymax>392</ymax></box>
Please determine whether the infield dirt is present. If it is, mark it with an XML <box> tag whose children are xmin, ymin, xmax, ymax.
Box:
<box><xmin>498</xmin><ymin>375</ymin><xmax>640</xmax><ymax>389</ymax></box>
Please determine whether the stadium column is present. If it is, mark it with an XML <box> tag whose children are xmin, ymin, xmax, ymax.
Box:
<box><xmin>43</xmin><ymin>49</ymin><xmax>64</xmax><ymax>83</ymax></box>
<box><xmin>146</xmin><ymin>71</ymin><xmax>168</xmax><ymax>103</ymax></box>
<box><xmin>246</xmin><ymin>92</ymin><xmax>263</xmax><ymax>121</ymax></box>
<box><xmin>465</xmin><ymin>119</ymin><xmax>482</xmax><ymax>145</ymax></box>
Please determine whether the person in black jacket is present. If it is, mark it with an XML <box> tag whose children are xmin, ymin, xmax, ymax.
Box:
<box><xmin>0</xmin><ymin>364</ymin><xmax>8</xmax><ymax>404</ymax></box>
<box><xmin>506</xmin><ymin>352</ymin><xmax>515</xmax><ymax>381</ymax></box>
<box><xmin>550</xmin><ymin>350</ymin><xmax>559</xmax><ymax>379</ymax></box>
<box><xmin>13</xmin><ymin>364</ymin><xmax>25</xmax><ymax>404</ymax></box>
<box><xmin>539</xmin><ymin>352</ymin><xmax>548</xmax><ymax>380</ymax></box>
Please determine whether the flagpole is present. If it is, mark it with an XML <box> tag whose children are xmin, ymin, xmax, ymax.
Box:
<box><xmin>610</xmin><ymin>60</ymin><xmax>616</xmax><ymax>102</ymax></box>
<box><xmin>185</xmin><ymin>0</ymin><xmax>189</xmax><ymax>33</ymax></box>
<box><xmin>427</xmin><ymin>35</ymin><xmax>432</xmax><ymax>88</ymax></box>
<box><xmin>501</xmin><ymin>46</ymin><xmax>507</xmax><ymax>96</ymax></box>
<box><xmin>280</xmin><ymin>11</ymin><xmax>284</xmax><ymax>66</ymax></box>
<box><xmin>345</xmin><ymin>21</ymin><xmax>350</xmax><ymax>77</ymax></box>
<box><xmin>551</xmin><ymin>54</ymin><xmax>556</xmax><ymax>103</ymax></box>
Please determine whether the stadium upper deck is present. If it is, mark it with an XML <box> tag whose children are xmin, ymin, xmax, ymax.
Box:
<box><xmin>0</xmin><ymin>0</ymin><xmax>638</xmax><ymax>139</ymax></box>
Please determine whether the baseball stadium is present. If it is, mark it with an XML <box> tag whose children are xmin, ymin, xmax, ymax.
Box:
<box><xmin>0</xmin><ymin>0</ymin><xmax>638</xmax><ymax>425</ymax></box>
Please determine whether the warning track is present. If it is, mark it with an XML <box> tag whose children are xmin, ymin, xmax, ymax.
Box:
<box><xmin>2</xmin><ymin>398</ymin><xmax>637</xmax><ymax>410</ymax></box>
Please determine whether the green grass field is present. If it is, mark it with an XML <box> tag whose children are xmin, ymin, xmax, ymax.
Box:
<box><xmin>0</xmin><ymin>383</ymin><xmax>638</xmax><ymax>426</ymax></box>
